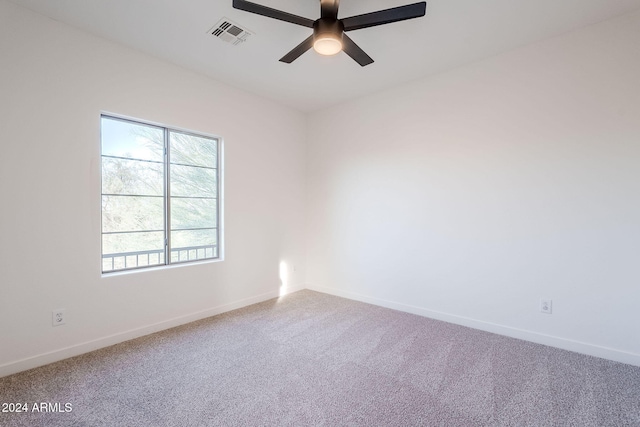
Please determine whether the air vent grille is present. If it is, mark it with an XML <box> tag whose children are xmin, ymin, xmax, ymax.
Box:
<box><xmin>209</xmin><ymin>18</ymin><xmax>253</xmax><ymax>46</ymax></box>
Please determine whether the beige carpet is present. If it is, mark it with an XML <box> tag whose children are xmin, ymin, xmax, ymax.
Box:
<box><xmin>1</xmin><ymin>290</ymin><xmax>639</xmax><ymax>426</ymax></box>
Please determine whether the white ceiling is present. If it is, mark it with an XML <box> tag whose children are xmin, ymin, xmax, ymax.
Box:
<box><xmin>9</xmin><ymin>0</ymin><xmax>640</xmax><ymax>112</ymax></box>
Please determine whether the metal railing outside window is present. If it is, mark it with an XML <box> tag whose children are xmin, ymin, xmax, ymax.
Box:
<box><xmin>102</xmin><ymin>245</ymin><xmax>218</xmax><ymax>272</ymax></box>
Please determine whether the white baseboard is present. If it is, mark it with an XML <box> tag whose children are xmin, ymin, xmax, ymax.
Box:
<box><xmin>307</xmin><ymin>284</ymin><xmax>640</xmax><ymax>367</ymax></box>
<box><xmin>4</xmin><ymin>283</ymin><xmax>635</xmax><ymax>378</ymax></box>
<box><xmin>0</xmin><ymin>285</ymin><xmax>305</xmax><ymax>378</ymax></box>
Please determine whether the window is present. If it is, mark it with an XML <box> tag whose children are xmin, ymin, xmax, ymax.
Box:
<box><xmin>101</xmin><ymin>115</ymin><xmax>220</xmax><ymax>273</ymax></box>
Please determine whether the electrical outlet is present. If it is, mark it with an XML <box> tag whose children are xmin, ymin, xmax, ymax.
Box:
<box><xmin>540</xmin><ymin>299</ymin><xmax>552</xmax><ymax>314</ymax></box>
<box><xmin>52</xmin><ymin>309</ymin><xmax>66</xmax><ymax>326</ymax></box>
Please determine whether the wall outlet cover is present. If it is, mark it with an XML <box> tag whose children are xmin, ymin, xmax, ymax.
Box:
<box><xmin>540</xmin><ymin>299</ymin><xmax>552</xmax><ymax>314</ymax></box>
<box><xmin>52</xmin><ymin>309</ymin><xmax>66</xmax><ymax>326</ymax></box>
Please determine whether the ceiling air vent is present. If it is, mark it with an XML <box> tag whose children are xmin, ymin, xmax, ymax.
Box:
<box><xmin>209</xmin><ymin>18</ymin><xmax>253</xmax><ymax>46</ymax></box>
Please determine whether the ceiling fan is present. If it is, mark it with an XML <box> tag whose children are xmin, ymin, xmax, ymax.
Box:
<box><xmin>232</xmin><ymin>0</ymin><xmax>427</xmax><ymax>66</ymax></box>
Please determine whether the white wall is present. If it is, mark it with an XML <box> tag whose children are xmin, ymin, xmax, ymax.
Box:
<box><xmin>306</xmin><ymin>10</ymin><xmax>640</xmax><ymax>365</ymax></box>
<box><xmin>0</xmin><ymin>0</ymin><xmax>307</xmax><ymax>376</ymax></box>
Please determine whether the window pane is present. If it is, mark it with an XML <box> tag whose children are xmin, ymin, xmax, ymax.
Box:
<box><xmin>102</xmin><ymin>157</ymin><xmax>163</xmax><ymax>196</ymax></box>
<box><xmin>101</xmin><ymin>117</ymin><xmax>163</xmax><ymax>162</ymax></box>
<box><xmin>171</xmin><ymin>229</ymin><xmax>217</xmax><ymax>250</ymax></box>
<box><xmin>102</xmin><ymin>232</ymin><xmax>165</xmax><ymax>272</ymax></box>
<box><xmin>102</xmin><ymin>231</ymin><xmax>165</xmax><ymax>255</ymax></box>
<box><xmin>170</xmin><ymin>164</ymin><xmax>216</xmax><ymax>198</ymax></box>
<box><xmin>102</xmin><ymin>195</ymin><xmax>164</xmax><ymax>233</ymax></box>
<box><xmin>170</xmin><ymin>198</ymin><xmax>216</xmax><ymax>230</ymax></box>
<box><xmin>169</xmin><ymin>131</ymin><xmax>217</xmax><ymax>168</ymax></box>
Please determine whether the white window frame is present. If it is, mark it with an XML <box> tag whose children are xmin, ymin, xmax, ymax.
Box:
<box><xmin>100</xmin><ymin>114</ymin><xmax>223</xmax><ymax>274</ymax></box>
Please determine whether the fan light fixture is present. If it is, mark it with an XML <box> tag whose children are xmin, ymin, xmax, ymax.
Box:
<box><xmin>313</xmin><ymin>35</ymin><xmax>342</xmax><ymax>55</ymax></box>
<box><xmin>312</xmin><ymin>18</ymin><xmax>344</xmax><ymax>56</ymax></box>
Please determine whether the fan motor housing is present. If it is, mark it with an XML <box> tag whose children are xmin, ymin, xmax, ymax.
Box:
<box><xmin>313</xmin><ymin>18</ymin><xmax>344</xmax><ymax>41</ymax></box>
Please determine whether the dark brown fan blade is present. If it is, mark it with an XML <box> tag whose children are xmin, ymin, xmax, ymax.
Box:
<box><xmin>279</xmin><ymin>35</ymin><xmax>314</xmax><ymax>63</ymax></box>
<box><xmin>233</xmin><ymin>0</ymin><xmax>314</xmax><ymax>28</ymax></box>
<box><xmin>320</xmin><ymin>0</ymin><xmax>340</xmax><ymax>19</ymax></box>
<box><xmin>341</xmin><ymin>33</ymin><xmax>374</xmax><ymax>66</ymax></box>
<box><xmin>342</xmin><ymin>2</ymin><xmax>426</xmax><ymax>32</ymax></box>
